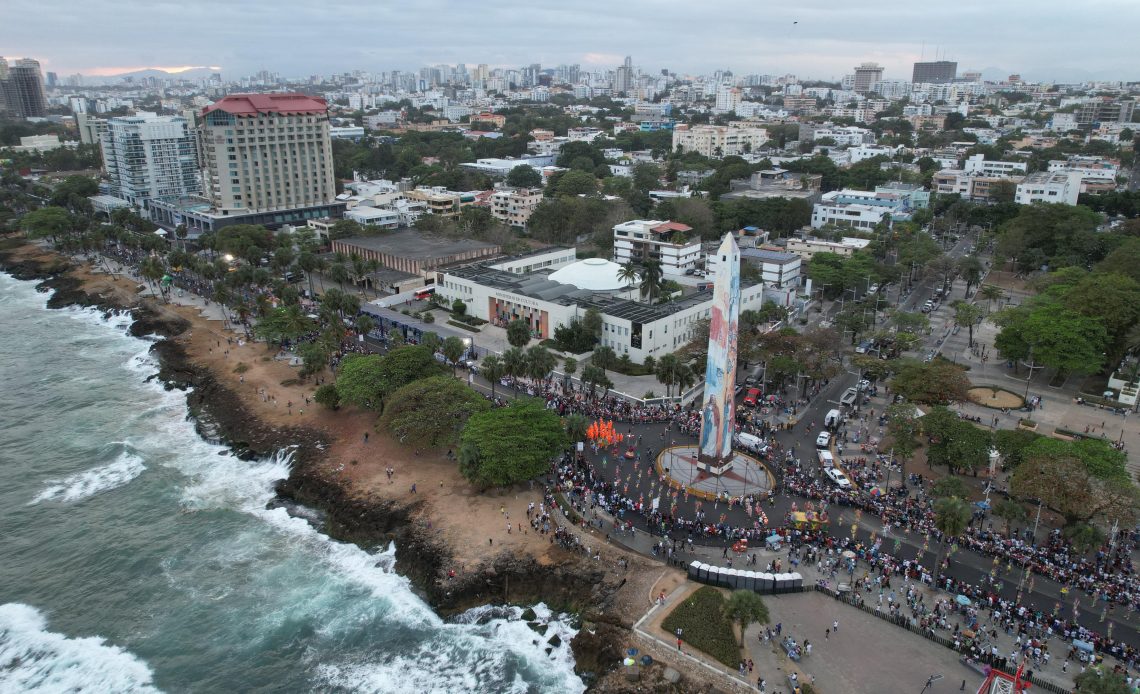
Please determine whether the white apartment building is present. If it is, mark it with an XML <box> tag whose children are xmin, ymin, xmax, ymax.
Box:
<box><xmin>785</xmin><ymin>237</ymin><xmax>872</xmax><ymax>260</ymax></box>
<box><xmin>101</xmin><ymin>113</ymin><xmax>200</xmax><ymax>207</ymax></box>
<box><xmin>740</xmin><ymin>248</ymin><xmax>802</xmax><ymax>289</ymax></box>
<box><xmin>810</xmin><ymin>201</ymin><xmax>890</xmax><ymax>230</ymax></box>
<box><xmin>714</xmin><ymin>84</ymin><xmax>742</xmax><ymax>114</ymax></box>
<box><xmin>800</xmin><ymin>124</ymin><xmax>875</xmax><ymax>146</ymax></box>
<box><xmin>962</xmin><ymin>154</ymin><xmax>1027</xmax><ymax>177</ymax></box>
<box><xmin>345</xmin><ymin>206</ymin><xmax>400</xmax><ymax>229</ymax></box>
<box><xmin>613</xmin><ymin>220</ymin><xmax>702</xmax><ymax>275</ymax></box>
<box><xmin>933</xmin><ymin>170</ymin><xmax>1022</xmax><ymax>201</ymax></box>
<box><xmin>1015</xmin><ymin>171</ymin><xmax>1082</xmax><ymax>206</ymax></box>
<box><xmin>490</xmin><ymin>187</ymin><xmax>543</xmax><ymax>228</ymax></box>
<box><xmin>199</xmin><ymin>94</ymin><xmax>336</xmax><ymax>216</ymax></box>
<box><xmin>1047</xmin><ymin>156</ymin><xmax>1119</xmax><ymax>189</ymax></box>
<box><xmin>671</xmin><ymin>123</ymin><xmax>768</xmax><ymax>158</ymax></box>
<box><xmin>848</xmin><ymin>145</ymin><xmax>899</xmax><ymax>163</ymax></box>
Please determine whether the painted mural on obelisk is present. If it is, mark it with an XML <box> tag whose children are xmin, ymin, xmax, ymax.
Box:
<box><xmin>698</xmin><ymin>234</ymin><xmax>741</xmax><ymax>463</ymax></box>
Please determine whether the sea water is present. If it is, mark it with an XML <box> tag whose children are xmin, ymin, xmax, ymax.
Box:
<box><xmin>0</xmin><ymin>271</ymin><xmax>584</xmax><ymax>693</ymax></box>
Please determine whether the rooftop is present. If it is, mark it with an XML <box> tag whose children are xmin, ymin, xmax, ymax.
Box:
<box><xmin>742</xmin><ymin>248</ymin><xmax>800</xmax><ymax>264</ymax></box>
<box><xmin>335</xmin><ymin>231</ymin><xmax>498</xmax><ymax>260</ymax></box>
<box><xmin>203</xmin><ymin>93</ymin><xmax>328</xmax><ymax>117</ymax></box>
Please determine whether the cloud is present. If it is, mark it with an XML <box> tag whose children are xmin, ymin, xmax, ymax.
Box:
<box><xmin>3</xmin><ymin>0</ymin><xmax>1138</xmax><ymax>81</ymax></box>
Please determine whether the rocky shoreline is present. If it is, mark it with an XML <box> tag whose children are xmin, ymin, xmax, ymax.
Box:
<box><xmin>0</xmin><ymin>240</ymin><xmax>637</xmax><ymax>690</ymax></box>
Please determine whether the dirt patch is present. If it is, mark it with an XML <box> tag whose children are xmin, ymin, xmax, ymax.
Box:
<box><xmin>968</xmin><ymin>386</ymin><xmax>1024</xmax><ymax>409</ymax></box>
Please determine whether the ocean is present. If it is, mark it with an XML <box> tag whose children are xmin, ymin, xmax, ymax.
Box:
<box><xmin>0</xmin><ymin>271</ymin><xmax>584</xmax><ymax>694</ymax></box>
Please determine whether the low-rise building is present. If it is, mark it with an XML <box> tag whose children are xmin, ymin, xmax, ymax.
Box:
<box><xmin>332</xmin><ymin>231</ymin><xmax>501</xmax><ymax>276</ymax></box>
<box><xmin>740</xmin><ymin>248</ymin><xmax>802</xmax><ymax>289</ymax></box>
<box><xmin>613</xmin><ymin>220</ymin><xmax>701</xmax><ymax>276</ymax></box>
<box><xmin>1047</xmin><ymin>156</ymin><xmax>1120</xmax><ymax>192</ymax></box>
<box><xmin>785</xmin><ymin>237</ymin><xmax>872</xmax><ymax>260</ymax></box>
<box><xmin>722</xmin><ymin>168</ymin><xmax>822</xmax><ymax>203</ymax></box>
<box><xmin>489</xmin><ymin>187</ymin><xmax>543</xmax><ymax>228</ymax></box>
<box><xmin>404</xmin><ymin>187</ymin><xmax>478</xmax><ymax>218</ymax></box>
<box><xmin>1015</xmin><ymin>171</ymin><xmax>1082</xmax><ymax>206</ymax></box>
<box><xmin>810</xmin><ymin>189</ymin><xmax>914</xmax><ymax>229</ymax></box>
<box><xmin>435</xmin><ymin>249</ymin><xmax>767</xmax><ymax>364</ymax></box>
<box><xmin>962</xmin><ymin>154</ymin><xmax>1027</xmax><ymax>177</ymax></box>
<box><xmin>345</xmin><ymin>206</ymin><xmax>400</xmax><ymax>229</ymax></box>
<box><xmin>933</xmin><ymin>170</ymin><xmax>1023</xmax><ymax>201</ymax></box>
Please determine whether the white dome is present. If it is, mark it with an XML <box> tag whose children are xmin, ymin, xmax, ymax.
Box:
<box><xmin>548</xmin><ymin>258</ymin><xmax>633</xmax><ymax>292</ymax></box>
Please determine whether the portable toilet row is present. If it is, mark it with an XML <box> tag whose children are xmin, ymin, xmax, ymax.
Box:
<box><xmin>687</xmin><ymin>561</ymin><xmax>803</xmax><ymax>593</ymax></box>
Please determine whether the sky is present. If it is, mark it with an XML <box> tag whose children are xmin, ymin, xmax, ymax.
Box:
<box><xmin>4</xmin><ymin>0</ymin><xmax>1139</xmax><ymax>83</ymax></box>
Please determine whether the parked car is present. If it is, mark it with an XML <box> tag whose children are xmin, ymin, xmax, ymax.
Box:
<box><xmin>815</xmin><ymin>431</ymin><xmax>832</xmax><ymax>449</ymax></box>
<box><xmin>840</xmin><ymin>388</ymin><xmax>858</xmax><ymax>407</ymax></box>
<box><xmin>825</xmin><ymin>468</ymin><xmax>852</xmax><ymax>489</ymax></box>
<box><xmin>743</xmin><ymin>388</ymin><xmax>762</xmax><ymax>406</ymax></box>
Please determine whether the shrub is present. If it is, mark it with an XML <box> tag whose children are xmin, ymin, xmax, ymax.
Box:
<box><xmin>314</xmin><ymin>383</ymin><xmax>340</xmax><ymax>410</ymax></box>
<box><xmin>660</xmin><ymin>586</ymin><xmax>739</xmax><ymax>667</ymax></box>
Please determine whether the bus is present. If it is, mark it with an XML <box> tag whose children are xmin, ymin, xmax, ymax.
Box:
<box><xmin>413</xmin><ymin>287</ymin><xmax>435</xmax><ymax>301</ymax></box>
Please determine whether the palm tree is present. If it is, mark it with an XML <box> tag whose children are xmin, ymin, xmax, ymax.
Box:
<box><xmin>421</xmin><ymin>331</ymin><xmax>442</xmax><ymax>354</ymax></box>
<box><xmin>722</xmin><ymin>590</ymin><xmax>770</xmax><ymax>648</ymax></box>
<box><xmin>481</xmin><ymin>354</ymin><xmax>506</xmax><ymax>398</ymax></box>
<box><xmin>992</xmin><ymin>499</ymin><xmax>1027</xmax><ymax>537</ymax></box>
<box><xmin>525</xmin><ymin>345</ymin><xmax>557</xmax><ymax>385</ymax></box>
<box><xmin>978</xmin><ymin>284</ymin><xmax>1004</xmax><ymax>312</ymax></box>
<box><xmin>442</xmin><ymin>336</ymin><xmax>466</xmax><ymax>376</ymax></box>
<box><xmin>592</xmin><ymin>345</ymin><xmax>617</xmax><ymax>375</ymax></box>
<box><xmin>326</xmin><ymin>263</ymin><xmax>350</xmax><ymax>292</ymax></box>
<box><xmin>502</xmin><ymin>347</ymin><xmax>527</xmax><ymax>381</ymax></box>
<box><xmin>562</xmin><ymin>357</ymin><xmax>578</xmax><ymax>388</ymax></box>
<box><xmin>355</xmin><ymin>314</ymin><xmax>376</xmax><ymax>342</ymax></box>
<box><xmin>617</xmin><ymin>262</ymin><xmax>640</xmax><ymax>296</ymax></box>
<box><xmin>655</xmin><ymin>353</ymin><xmax>680</xmax><ymax>397</ymax></box>
<box><xmin>640</xmin><ymin>259</ymin><xmax>663</xmax><ymax>304</ymax></box>
<box><xmin>675</xmin><ymin>364</ymin><xmax>697</xmax><ymax>397</ymax></box>
<box><xmin>564</xmin><ymin>413</ymin><xmax>589</xmax><ymax>443</ymax></box>
<box><xmin>932</xmin><ymin>496</ymin><xmax>970</xmax><ymax>582</ymax></box>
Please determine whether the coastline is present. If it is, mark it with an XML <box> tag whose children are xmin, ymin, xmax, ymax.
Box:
<box><xmin>0</xmin><ymin>238</ymin><xmax>677</xmax><ymax>692</ymax></box>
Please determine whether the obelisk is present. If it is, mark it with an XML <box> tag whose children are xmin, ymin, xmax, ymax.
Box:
<box><xmin>697</xmin><ymin>234</ymin><xmax>741</xmax><ymax>470</ymax></box>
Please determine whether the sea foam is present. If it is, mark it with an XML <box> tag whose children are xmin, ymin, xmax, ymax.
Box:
<box><xmin>29</xmin><ymin>452</ymin><xmax>146</xmax><ymax>505</ymax></box>
<box><xmin>0</xmin><ymin>603</ymin><xmax>161</xmax><ymax>693</ymax></box>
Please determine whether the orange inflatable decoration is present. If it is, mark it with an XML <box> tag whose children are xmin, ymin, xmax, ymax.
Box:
<box><xmin>586</xmin><ymin>420</ymin><xmax>624</xmax><ymax>447</ymax></box>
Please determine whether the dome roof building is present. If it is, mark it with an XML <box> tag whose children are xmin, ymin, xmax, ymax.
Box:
<box><xmin>547</xmin><ymin>257</ymin><xmax>634</xmax><ymax>292</ymax></box>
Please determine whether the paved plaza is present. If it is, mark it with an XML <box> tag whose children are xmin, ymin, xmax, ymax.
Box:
<box><xmin>656</xmin><ymin>445</ymin><xmax>773</xmax><ymax>500</ymax></box>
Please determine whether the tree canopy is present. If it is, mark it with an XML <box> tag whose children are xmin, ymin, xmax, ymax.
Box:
<box><xmin>890</xmin><ymin>359</ymin><xmax>971</xmax><ymax>405</ymax></box>
<box><xmin>379</xmin><ymin>376</ymin><xmax>490</xmax><ymax>447</ymax></box>
<box><xmin>458</xmin><ymin>398</ymin><xmax>567</xmax><ymax>487</ymax></box>
<box><xmin>1011</xmin><ymin>437</ymin><xmax>1138</xmax><ymax>525</ymax></box>
<box><xmin>336</xmin><ymin>346</ymin><xmax>446</xmax><ymax>410</ymax></box>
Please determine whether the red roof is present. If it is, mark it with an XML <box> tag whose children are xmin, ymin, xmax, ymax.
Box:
<box><xmin>202</xmin><ymin>93</ymin><xmax>328</xmax><ymax>117</ymax></box>
<box><xmin>651</xmin><ymin>221</ymin><xmax>693</xmax><ymax>234</ymax></box>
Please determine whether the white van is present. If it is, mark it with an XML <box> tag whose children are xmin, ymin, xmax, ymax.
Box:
<box><xmin>824</xmin><ymin>409</ymin><xmax>842</xmax><ymax>429</ymax></box>
<box><xmin>735</xmin><ymin>432</ymin><xmax>767</xmax><ymax>454</ymax></box>
<box><xmin>817</xmin><ymin>450</ymin><xmax>835</xmax><ymax>468</ymax></box>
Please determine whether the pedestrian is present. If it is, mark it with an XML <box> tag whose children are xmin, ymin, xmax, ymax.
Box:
<box><xmin>832</xmin><ymin>619</ymin><xmax>839</xmax><ymax>632</ymax></box>
<box><xmin>825</xmin><ymin>628</ymin><xmax>829</xmax><ymax>640</ymax></box>
<box><xmin>363</xmin><ymin>432</ymin><xmax>369</xmax><ymax>443</ymax></box>
<box><xmin>410</xmin><ymin>483</ymin><xmax>416</xmax><ymax>494</ymax></box>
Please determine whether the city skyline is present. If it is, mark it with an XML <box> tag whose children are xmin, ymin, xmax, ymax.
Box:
<box><xmin>5</xmin><ymin>0</ymin><xmax>1139</xmax><ymax>84</ymax></box>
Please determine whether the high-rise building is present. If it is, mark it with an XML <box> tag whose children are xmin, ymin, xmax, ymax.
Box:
<box><xmin>76</xmin><ymin>112</ymin><xmax>107</xmax><ymax>146</ymax></box>
<box><xmin>852</xmin><ymin>62</ymin><xmax>884</xmax><ymax>94</ymax></box>
<box><xmin>614</xmin><ymin>56</ymin><xmax>634</xmax><ymax>95</ymax></box>
<box><xmin>45</xmin><ymin>71</ymin><xmax>57</xmax><ymax>88</ymax></box>
<box><xmin>714</xmin><ymin>84</ymin><xmax>741</xmax><ymax>114</ymax></box>
<box><xmin>101</xmin><ymin>114</ymin><xmax>201</xmax><ymax>207</ymax></box>
<box><xmin>0</xmin><ymin>58</ymin><xmax>48</xmax><ymax>118</ymax></box>
<box><xmin>198</xmin><ymin>93</ymin><xmax>336</xmax><ymax>215</ymax></box>
<box><xmin>912</xmin><ymin>61</ymin><xmax>957</xmax><ymax>84</ymax></box>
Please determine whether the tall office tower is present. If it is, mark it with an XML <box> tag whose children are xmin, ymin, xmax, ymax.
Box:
<box><xmin>101</xmin><ymin>114</ymin><xmax>201</xmax><ymax>206</ymax></box>
<box><xmin>0</xmin><ymin>58</ymin><xmax>48</xmax><ymax>117</ymax></box>
<box><xmin>911</xmin><ymin>60</ymin><xmax>957</xmax><ymax>84</ymax></box>
<box><xmin>852</xmin><ymin>62</ymin><xmax>884</xmax><ymax>94</ymax></box>
<box><xmin>45</xmin><ymin>71</ymin><xmax>58</xmax><ymax>88</ymax></box>
<box><xmin>614</xmin><ymin>56</ymin><xmax>634</xmax><ymax>95</ymax></box>
<box><xmin>198</xmin><ymin>94</ymin><xmax>336</xmax><ymax>215</ymax></box>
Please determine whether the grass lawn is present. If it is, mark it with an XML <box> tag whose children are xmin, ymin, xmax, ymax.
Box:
<box><xmin>660</xmin><ymin>586</ymin><xmax>739</xmax><ymax>667</ymax></box>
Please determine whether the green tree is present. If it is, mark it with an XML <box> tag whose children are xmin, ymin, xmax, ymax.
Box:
<box><xmin>1063</xmin><ymin>522</ymin><xmax>1107</xmax><ymax>555</ymax></box>
<box><xmin>992</xmin><ymin>499</ymin><xmax>1028</xmax><ymax>537</ymax></box>
<box><xmin>951</xmin><ymin>301</ymin><xmax>985</xmax><ymax>348</ymax></box>
<box><xmin>1011</xmin><ymin>437</ymin><xmax>1138</xmax><ymax>525</ymax></box>
<box><xmin>1074</xmin><ymin>666</ymin><xmax>1132</xmax><ymax>694</ymax></box>
<box><xmin>885</xmin><ymin>402</ymin><xmax>921</xmax><ymax>465</ymax></box>
<box><xmin>654</xmin><ymin>353</ymin><xmax>681</xmax><ymax>397</ymax></box>
<box><xmin>562</xmin><ymin>356</ymin><xmax>578</xmax><ymax>386</ymax></box>
<box><xmin>458</xmin><ymin>399</ymin><xmax>567</xmax><ymax>487</ymax></box>
<box><xmin>253</xmin><ymin>304</ymin><xmax>316</xmax><ymax>346</ymax></box>
<box><xmin>993</xmin><ymin>428</ymin><xmax>1041</xmax><ymax>470</ymax></box>
<box><xmin>930</xmin><ymin>477</ymin><xmax>969</xmax><ymax>500</ymax></box>
<box><xmin>506</xmin><ymin>164</ymin><xmax>543</xmax><ymax>188</ymax></box>
<box><xmin>506</xmin><ymin>318</ymin><xmax>532</xmax><ymax>347</ymax></box>
<box><xmin>21</xmin><ymin>206</ymin><xmax>73</xmax><ymax>243</ymax></box>
<box><xmin>380</xmin><ymin>376</ymin><xmax>490</xmax><ymax>447</ymax></box>
<box><xmin>721</xmin><ymin>590</ymin><xmax>770</xmax><ymax>648</ymax></box>
<box><xmin>328</xmin><ymin>219</ymin><xmax>364</xmax><ymax>240</ymax></box>
<box><xmin>581</xmin><ymin>307</ymin><xmax>603</xmax><ymax>340</ymax></box>
<box><xmin>313</xmin><ymin>383</ymin><xmax>341</xmax><ymax>409</ymax></box>
<box><xmin>336</xmin><ymin>346</ymin><xmax>446</xmax><ymax>411</ymax></box>
<box><xmin>442</xmin><ymin>336</ymin><xmax>466</xmax><ymax>375</ymax></box>
<box><xmin>452</xmin><ymin>298</ymin><xmax>468</xmax><ymax>315</ymax></box>
<box><xmin>580</xmin><ymin>363</ymin><xmax>612</xmax><ymax>398</ymax></box>
<box><xmin>947</xmin><ymin>422</ymin><xmax>993</xmax><ymax>474</ymax></box>
<box><xmin>555</xmin><ymin>170</ymin><xmax>598</xmax><ymax>197</ymax></box>
<box><xmin>502</xmin><ymin>346</ymin><xmax>527</xmax><ymax>380</ymax></box>
<box><xmin>994</xmin><ymin>298</ymin><xmax>1108</xmax><ymax>376</ymax></box>
<box><xmin>890</xmin><ymin>359</ymin><xmax>970</xmax><ymax>405</ymax></box>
